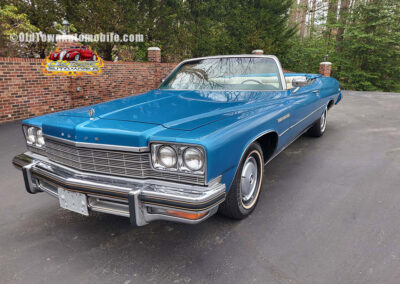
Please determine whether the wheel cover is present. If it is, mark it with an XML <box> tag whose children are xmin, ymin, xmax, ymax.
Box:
<box><xmin>320</xmin><ymin>109</ymin><xmax>327</xmax><ymax>132</ymax></box>
<box><xmin>241</xmin><ymin>156</ymin><xmax>258</xmax><ymax>205</ymax></box>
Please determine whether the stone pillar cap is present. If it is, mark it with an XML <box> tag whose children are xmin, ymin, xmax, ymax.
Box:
<box><xmin>252</xmin><ymin>49</ymin><xmax>264</xmax><ymax>54</ymax></box>
<box><xmin>148</xmin><ymin>47</ymin><xmax>161</xmax><ymax>51</ymax></box>
<box><xmin>320</xmin><ymin>61</ymin><xmax>332</xmax><ymax>65</ymax></box>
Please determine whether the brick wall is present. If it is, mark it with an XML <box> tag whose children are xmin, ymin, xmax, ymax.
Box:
<box><xmin>0</xmin><ymin>57</ymin><xmax>72</xmax><ymax>122</ymax></box>
<box><xmin>0</xmin><ymin>57</ymin><xmax>177</xmax><ymax>123</ymax></box>
<box><xmin>69</xmin><ymin>61</ymin><xmax>176</xmax><ymax>108</ymax></box>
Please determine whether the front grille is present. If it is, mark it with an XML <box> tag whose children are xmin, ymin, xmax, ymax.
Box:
<box><xmin>28</xmin><ymin>145</ymin><xmax>46</xmax><ymax>156</ymax></box>
<box><xmin>44</xmin><ymin>138</ymin><xmax>205</xmax><ymax>185</ymax></box>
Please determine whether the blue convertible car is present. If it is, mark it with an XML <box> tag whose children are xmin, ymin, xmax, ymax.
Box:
<box><xmin>13</xmin><ymin>55</ymin><xmax>341</xmax><ymax>226</ymax></box>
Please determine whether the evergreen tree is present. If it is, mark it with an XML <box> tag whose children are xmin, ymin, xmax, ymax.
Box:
<box><xmin>336</xmin><ymin>0</ymin><xmax>400</xmax><ymax>91</ymax></box>
<box><xmin>187</xmin><ymin>0</ymin><xmax>295</xmax><ymax>58</ymax></box>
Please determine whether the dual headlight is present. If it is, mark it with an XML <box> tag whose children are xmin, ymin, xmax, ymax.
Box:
<box><xmin>23</xmin><ymin>125</ymin><xmax>45</xmax><ymax>148</ymax></box>
<box><xmin>151</xmin><ymin>143</ymin><xmax>205</xmax><ymax>174</ymax></box>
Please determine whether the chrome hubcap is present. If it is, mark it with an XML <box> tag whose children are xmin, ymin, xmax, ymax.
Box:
<box><xmin>320</xmin><ymin>109</ymin><xmax>327</xmax><ymax>132</ymax></box>
<box><xmin>241</xmin><ymin>156</ymin><xmax>258</xmax><ymax>203</ymax></box>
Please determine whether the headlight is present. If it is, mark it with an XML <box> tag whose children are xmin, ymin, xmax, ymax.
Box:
<box><xmin>23</xmin><ymin>125</ymin><xmax>45</xmax><ymax>148</ymax></box>
<box><xmin>158</xmin><ymin>146</ymin><xmax>177</xmax><ymax>168</ymax></box>
<box><xmin>26</xmin><ymin>127</ymin><xmax>36</xmax><ymax>143</ymax></box>
<box><xmin>36</xmin><ymin>129</ymin><xmax>45</xmax><ymax>146</ymax></box>
<box><xmin>151</xmin><ymin>143</ymin><xmax>205</xmax><ymax>174</ymax></box>
<box><xmin>183</xmin><ymin>147</ymin><xmax>203</xmax><ymax>171</ymax></box>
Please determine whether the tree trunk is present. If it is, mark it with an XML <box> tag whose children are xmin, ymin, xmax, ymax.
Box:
<box><xmin>309</xmin><ymin>0</ymin><xmax>317</xmax><ymax>38</ymax></box>
<box><xmin>326</xmin><ymin>0</ymin><xmax>338</xmax><ymax>37</ymax></box>
<box><xmin>336</xmin><ymin>0</ymin><xmax>351</xmax><ymax>52</ymax></box>
<box><xmin>298</xmin><ymin>0</ymin><xmax>308</xmax><ymax>39</ymax></box>
<box><xmin>289</xmin><ymin>1</ymin><xmax>298</xmax><ymax>27</ymax></box>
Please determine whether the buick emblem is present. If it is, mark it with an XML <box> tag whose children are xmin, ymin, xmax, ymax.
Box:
<box><xmin>88</xmin><ymin>108</ymin><xmax>95</xmax><ymax>119</ymax></box>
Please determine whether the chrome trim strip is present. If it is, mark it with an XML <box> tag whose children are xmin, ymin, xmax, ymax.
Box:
<box><xmin>277</xmin><ymin>113</ymin><xmax>290</xmax><ymax>123</ymax></box>
<box><xmin>43</xmin><ymin>134</ymin><xmax>149</xmax><ymax>153</ymax></box>
<box><xmin>88</xmin><ymin>199</ymin><xmax>130</xmax><ymax>218</ymax></box>
<box><xmin>279</xmin><ymin>104</ymin><xmax>325</xmax><ymax>137</ymax></box>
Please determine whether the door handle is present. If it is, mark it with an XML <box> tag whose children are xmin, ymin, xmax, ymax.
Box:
<box><xmin>312</xmin><ymin>90</ymin><xmax>320</xmax><ymax>97</ymax></box>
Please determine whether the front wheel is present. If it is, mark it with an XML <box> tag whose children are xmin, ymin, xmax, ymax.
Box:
<box><xmin>219</xmin><ymin>142</ymin><xmax>264</xmax><ymax>219</ymax></box>
<box><xmin>308</xmin><ymin>107</ymin><xmax>327</xmax><ymax>137</ymax></box>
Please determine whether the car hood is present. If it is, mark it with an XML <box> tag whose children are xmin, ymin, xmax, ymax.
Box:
<box><xmin>55</xmin><ymin>89</ymin><xmax>284</xmax><ymax>131</ymax></box>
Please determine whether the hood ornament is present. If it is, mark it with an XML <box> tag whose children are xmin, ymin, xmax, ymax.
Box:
<box><xmin>88</xmin><ymin>108</ymin><xmax>95</xmax><ymax>120</ymax></box>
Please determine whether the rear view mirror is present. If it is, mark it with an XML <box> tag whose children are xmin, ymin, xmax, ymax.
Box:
<box><xmin>292</xmin><ymin>77</ymin><xmax>308</xmax><ymax>88</ymax></box>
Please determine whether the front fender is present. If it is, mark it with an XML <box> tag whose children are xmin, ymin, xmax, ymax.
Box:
<box><xmin>213</xmin><ymin>127</ymin><xmax>278</xmax><ymax>192</ymax></box>
<box><xmin>178</xmin><ymin>107</ymin><xmax>283</xmax><ymax>191</ymax></box>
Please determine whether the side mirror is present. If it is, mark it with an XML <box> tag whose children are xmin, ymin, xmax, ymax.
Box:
<box><xmin>160</xmin><ymin>78</ymin><xmax>166</xmax><ymax>83</ymax></box>
<box><xmin>292</xmin><ymin>77</ymin><xmax>308</xmax><ymax>88</ymax></box>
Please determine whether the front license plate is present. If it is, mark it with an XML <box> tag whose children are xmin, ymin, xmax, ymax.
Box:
<box><xmin>58</xmin><ymin>188</ymin><xmax>89</xmax><ymax>216</ymax></box>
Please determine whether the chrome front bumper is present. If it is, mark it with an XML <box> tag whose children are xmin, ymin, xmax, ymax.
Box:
<box><xmin>12</xmin><ymin>152</ymin><xmax>226</xmax><ymax>226</ymax></box>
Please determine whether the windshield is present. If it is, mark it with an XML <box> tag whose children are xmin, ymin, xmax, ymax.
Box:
<box><xmin>160</xmin><ymin>57</ymin><xmax>283</xmax><ymax>91</ymax></box>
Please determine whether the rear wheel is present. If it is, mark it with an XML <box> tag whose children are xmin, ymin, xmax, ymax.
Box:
<box><xmin>308</xmin><ymin>107</ymin><xmax>327</xmax><ymax>137</ymax></box>
<box><xmin>219</xmin><ymin>142</ymin><xmax>264</xmax><ymax>219</ymax></box>
<box><xmin>74</xmin><ymin>54</ymin><xmax>80</xmax><ymax>61</ymax></box>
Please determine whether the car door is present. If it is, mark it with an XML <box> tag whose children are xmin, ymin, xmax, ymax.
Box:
<box><xmin>280</xmin><ymin>80</ymin><xmax>322</xmax><ymax>144</ymax></box>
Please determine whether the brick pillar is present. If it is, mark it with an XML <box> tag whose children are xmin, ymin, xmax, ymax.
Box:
<box><xmin>252</xmin><ymin>49</ymin><xmax>264</xmax><ymax>55</ymax></box>
<box><xmin>319</xmin><ymin>62</ymin><xmax>332</xmax><ymax>77</ymax></box>
<box><xmin>148</xmin><ymin>47</ymin><xmax>161</xmax><ymax>63</ymax></box>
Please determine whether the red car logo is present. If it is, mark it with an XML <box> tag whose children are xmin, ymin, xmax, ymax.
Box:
<box><xmin>50</xmin><ymin>45</ymin><xmax>97</xmax><ymax>61</ymax></box>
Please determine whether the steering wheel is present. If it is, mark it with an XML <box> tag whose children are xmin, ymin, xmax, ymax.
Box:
<box><xmin>241</xmin><ymin>79</ymin><xmax>263</xmax><ymax>85</ymax></box>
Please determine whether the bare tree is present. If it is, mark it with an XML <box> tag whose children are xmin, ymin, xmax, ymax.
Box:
<box><xmin>326</xmin><ymin>0</ymin><xmax>339</xmax><ymax>37</ymax></box>
<box><xmin>309</xmin><ymin>0</ymin><xmax>317</xmax><ymax>38</ymax></box>
<box><xmin>289</xmin><ymin>0</ymin><xmax>298</xmax><ymax>27</ymax></box>
<box><xmin>336</xmin><ymin>0</ymin><xmax>351</xmax><ymax>51</ymax></box>
<box><xmin>298</xmin><ymin>0</ymin><xmax>309</xmax><ymax>39</ymax></box>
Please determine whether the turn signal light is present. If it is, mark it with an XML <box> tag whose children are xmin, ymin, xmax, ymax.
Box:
<box><xmin>166</xmin><ymin>210</ymin><xmax>207</xmax><ymax>220</ymax></box>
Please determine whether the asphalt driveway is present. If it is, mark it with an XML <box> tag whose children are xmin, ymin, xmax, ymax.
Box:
<box><xmin>1</xmin><ymin>91</ymin><xmax>400</xmax><ymax>284</ymax></box>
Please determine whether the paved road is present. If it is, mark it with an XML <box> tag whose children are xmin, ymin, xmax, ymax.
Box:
<box><xmin>1</xmin><ymin>91</ymin><xmax>400</xmax><ymax>284</ymax></box>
